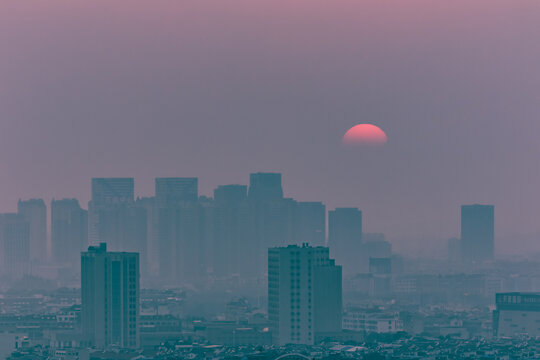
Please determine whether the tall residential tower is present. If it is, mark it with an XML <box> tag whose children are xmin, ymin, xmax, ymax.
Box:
<box><xmin>461</xmin><ymin>204</ymin><xmax>494</xmax><ymax>262</ymax></box>
<box><xmin>268</xmin><ymin>244</ymin><xmax>342</xmax><ymax>345</ymax></box>
<box><xmin>81</xmin><ymin>243</ymin><xmax>140</xmax><ymax>348</ymax></box>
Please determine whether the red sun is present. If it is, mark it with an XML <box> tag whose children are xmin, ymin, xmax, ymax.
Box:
<box><xmin>342</xmin><ymin>124</ymin><xmax>387</xmax><ymax>146</ymax></box>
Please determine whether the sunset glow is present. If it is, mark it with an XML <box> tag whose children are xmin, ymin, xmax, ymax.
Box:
<box><xmin>342</xmin><ymin>124</ymin><xmax>388</xmax><ymax>146</ymax></box>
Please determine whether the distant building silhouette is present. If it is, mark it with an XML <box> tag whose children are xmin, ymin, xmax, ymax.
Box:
<box><xmin>328</xmin><ymin>208</ymin><xmax>362</xmax><ymax>274</ymax></box>
<box><xmin>155</xmin><ymin>178</ymin><xmax>200</xmax><ymax>283</ymax></box>
<box><xmin>294</xmin><ymin>202</ymin><xmax>325</xmax><ymax>247</ymax></box>
<box><xmin>360</xmin><ymin>234</ymin><xmax>392</xmax><ymax>272</ymax></box>
<box><xmin>17</xmin><ymin>199</ymin><xmax>47</xmax><ymax>264</ymax></box>
<box><xmin>88</xmin><ymin>178</ymin><xmax>134</xmax><ymax>245</ymax></box>
<box><xmin>213</xmin><ymin>185</ymin><xmax>253</xmax><ymax>277</ymax></box>
<box><xmin>460</xmin><ymin>204</ymin><xmax>494</xmax><ymax>262</ymax></box>
<box><xmin>0</xmin><ymin>213</ymin><xmax>30</xmax><ymax>279</ymax></box>
<box><xmin>51</xmin><ymin>199</ymin><xmax>88</xmax><ymax>268</ymax></box>
<box><xmin>447</xmin><ymin>237</ymin><xmax>461</xmax><ymax>263</ymax></box>
<box><xmin>86</xmin><ymin>178</ymin><xmax>147</xmax><ymax>275</ymax></box>
<box><xmin>155</xmin><ymin>177</ymin><xmax>198</xmax><ymax>206</ymax></box>
<box><xmin>248</xmin><ymin>172</ymin><xmax>283</xmax><ymax>202</ymax></box>
<box><xmin>369</xmin><ymin>257</ymin><xmax>392</xmax><ymax>297</ymax></box>
<box><xmin>214</xmin><ymin>185</ymin><xmax>247</xmax><ymax>204</ymax></box>
<box><xmin>248</xmin><ymin>173</ymin><xmax>301</xmax><ymax>277</ymax></box>
<box><xmin>81</xmin><ymin>243</ymin><xmax>139</xmax><ymax>348</ymax></box>
<box><xmin>90</xmin><ymin>178</ymin><xmax>135</xmax><ymax>205</ymax></box>
<box><xmin>135</xmin><ymin>196</ymin><xmax>157</xmax><ymax>276</ymax></box>
<box><xmin>268</xmin><ymin>244</ymin><xmax>342</xmax><ymax>345</ymax></box>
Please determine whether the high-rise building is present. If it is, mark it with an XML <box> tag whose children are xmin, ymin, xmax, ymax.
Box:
<box><xmin>154</xmin><ymin>178</ymin><xmax>200</xmax><ymax>284</ymax></box>
<box><xmin>155</xmin><ymin>177</ymin><xmax>198</xmax><ymax>206</ymax></box>
<box><xmin>81</xmin><ymin>243</ymin><xmax>139</xmax><ymax>348</ymax></box>
<box><xmin>17</xmin><ymin>199</ymin><xmax>47</xmax><ymax>263</ymax></box>
<box><xmin>51</xmin><ymin>199</ymin><xmax>88</xmax><ymax>268</ymax></box>
<box><xmin>88</xmin><ymin>178</ymin><xmax>146</xmax><ymax>265</ymax></box>
<box><xmin>135</xmin><ymin>197</ymin><xmax>157</xmax><ymax>276</ymax></box>
<box><xmin>88</xmin><ymin>178</ymin><xmax>135</xmax><ymax>245</ymax></box>
<box><xmin>358</xmin><ymin>236</ymin><xmax>392</xmax><ymax>273</ymax></box>
<box><xmin>0</xmin><ymin>213</ymin><xmax>30</xmax><ymax>279</ymax></box>
<box><xmin>248</xmin><ymin>173</ymin><xmax>292</xmax><ymax>277</ymax></box>
<box><xmin>213</xmin><ymin>185</ymin><xmax>252</xmax><ymax>277</ymax></box>
<box><xmin>460</xmin><ymin>204</ymin><xmax>494</xmax><ymax>262</ymax></box>
<box><xmin>268</xmin><ymin>244</ymin><xmax>342</xmax><ymax>345</ymax></box>
<box><xmin>214</xmin><ymin>185</ymin><xmax>247</xmax><ymax>204</ymax></box>
<box><xmin>369</xmin><ymin>257</ymin><xmax>392</xmax><ymax>297</ymax></box>
<box><xmin>447</xmin><ymin>237</ymin><xmax>461</xmax><ymax>263</ymax></box>
<box><xmin>248</xmin><ymin>173</ymin><xmax>283</xmax><ymax>202</ymax></box>
<box><xmin>328</xmin><ymin>208</ymin><xmax>362</xmax><ymax>274</ymax></box>
<box><xmin>294</xmin><ymin>202</ymin><xmax>325</xmax><ymax>247</ymax></box>
<box><xmin>91</xmin><ymin>178</ymin><xmax>135</xmax><ymax>205</ymax></box>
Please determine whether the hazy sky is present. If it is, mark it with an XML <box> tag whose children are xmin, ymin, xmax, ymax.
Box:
<box><xmin>1</xmin><ymin>0</ymin><xmax>540</xmax><ymax>255</ymax></box>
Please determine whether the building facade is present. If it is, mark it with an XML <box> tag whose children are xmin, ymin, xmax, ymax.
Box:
<box><xmin>268</xmin><ymin>244</ymin><xmax>342</xmax><ymax>345</ymax></box>
<box><xmin>51</xmin><ymin>199</ymin><xmax>88</xmax><ymax>268</ymax></box>
<box><xmin>0</xmin><ymin>213</ymin><xmax>30</xmax><ymax>279</ymax></box>
<box><xmin>81</xmin><ymin>243</ymin><xmax>140</xmax><ymax>348</ymax></box>
<box><xmin>494</xmin><ymin>292</ymin><xmax>540</xmax><ymax>338</ymax></box>
<box><xmin>461</xmin><ymin>204</ymin><xmax>494</xmax><ymax>262</ymax></box>
<box><xmin>88</xmin><ymin>178</ymin><xmax>134</xmax><ymax>245</ymax></box>
<box><xmin>343</xmin><ymin>309</ymin><xmax>403</xmax><ymax>333</ymax></box>
<box><xmin>17</xmin><ymin>199</ymin><xmax>47</xmax><ymax>264</ymax></box>
<box><xmin>328</xmin><ymin>208</ymin><xmax>362</xmax><ymax>274</ymax></box>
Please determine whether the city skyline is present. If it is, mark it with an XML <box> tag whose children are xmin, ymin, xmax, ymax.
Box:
<box><xmin>2</xmin><ymin>0</ymin><xmax>540</xmax><ymax>356</ymax></box>
<box><xmin>0</xmin><ymin>173</ymin><xmax>511</xmax><ymax>257</ymax></box>
<box><xmin>2</xmin><ymin>1</ymin><xmax>540</xmax><ymax>256</ymax></box>
<box><xmin>5</xmin><ymin>174</ymin><xmax>499</xmax><ymax>260</ymax></box>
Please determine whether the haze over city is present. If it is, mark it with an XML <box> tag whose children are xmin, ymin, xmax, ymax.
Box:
<box><xmin>2</xmin><ymin>0</ymin><xmax>540</xmax><ymax>256</ymax></box>
<box><xmin>2</xmin><ymin>1</ymin><xmax>540</xmax><ymax>358</ymax></box>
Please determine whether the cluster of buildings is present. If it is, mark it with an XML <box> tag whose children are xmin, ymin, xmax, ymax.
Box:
<box><xmin>0</xmin><ymin>175</ymin><xmax>497</xmax><ymax>288</ymax></box>
<box><xmin>10</xmin><ymin>334</ymin><xmax>540</xmax><ymax>359</ymax></box>
<box><xmin>1</xmin><ymin>173</ymin><xmax>374</xmax><ymax>285</ymax></box>
<box><xmin>75</xmin><ymin>242</ymin><xmax>344</xmax><ymax>349</ymax></box>
<box><xmin>77</xmin><ymin>244</ymin><xmax>540</xmax><ymax>350</ymax></box>
<box><xmin>7</xmin><ymin>172</ymin><xmax>540</xmax><ymax>359</ymax></box>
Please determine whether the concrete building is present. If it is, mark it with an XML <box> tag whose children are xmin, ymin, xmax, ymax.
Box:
<box><xmin>268</xmin><ymin>244</ymin><xmax>342</xmax><ymax>345</ymax></box>
<box><xmin>87</xmin><ymin>178</ymin><xmax>147</xmax><ymax>273</ymax></box>
<box><xmin>343</xmin><ymin>308</ymin><xmax>403</xmax><ymax>334</ymax></box>
<box><xmin>155</xmin><ymin>177</ymin><xmax>198</xmax><ymax>206</ymax></box>
<box><xmin>214</xmin><ymin>185</ymin><xmax>247</xmax><ymax>204</ymax></box>
<box><xmin>155</xmin><ymin>178</ymin><xmax>200</xmax><ymax>283</ymax></box>
<box><xmin>17</xmin><ymin>199</ymin><xmax>47</xmax><ymax>264</ymax></box>
<box><xmin>213</xmin><ymin>185</ymin><xmax>252</xmax><ymax>277</ymax></box>
<box><xmin>0</xmin><ymin>214</ymin><xmax>30</xmax><ymax>279</ymax></box>
<box><xmin>369</xmin><ymin>257</ymin><xmax>392</xmax><ymax>297</ymax></box>
<box><xmin>51</xmin><ymin>199</ymin><xmax>88</xmax><ymax>268</ymax></box>
<box><xmin>88</xmin><ymin>178</ymin><xmax>134</xmax><ymax>245</ymax></box>
<box><xmin>494</xmin><ymin>292</ymin><xmax>540</xmax><ymax>338</ymax></box>
<box><xmin>81</xmin><ymin>243</ymin><xmax>140</xmax><ymax>348</ymax></box>
<box><xmin>447</xmin><ymin>237</ymin><xmax>461</xmax><ymax>263</ymax></box>
<box><xmin>294</xmin><ymin>202</ymin><xmax>325</xmax><ymax>247</ymax></box>
<box><xmin>248</xmin><ymin>172</ymin><xmax>283</xmax><ymax>202</ymax></box>
<box><xmin>328</xmin><ymin>208</ymin><xmax>362</xmax><ymax>274</ymax></box>
<box><xmin>461</xmin><ymin>204</ymin><xmax>494</xmax><ymax>262</ymax></box>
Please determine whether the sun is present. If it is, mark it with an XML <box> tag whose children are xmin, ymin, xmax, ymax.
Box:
<box><xmin>342</xmin><ymin>124</ymin><xmax>387</xmax><ymax>146</ymax></box>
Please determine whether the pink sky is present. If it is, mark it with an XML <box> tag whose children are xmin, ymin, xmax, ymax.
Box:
<box><xmin>1</xmin><ymin>0</ymin><xmax>540</xmax><ymax>255</ymax></box>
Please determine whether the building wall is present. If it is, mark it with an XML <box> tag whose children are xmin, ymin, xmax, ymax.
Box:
<box><xmin>461</xmin><ymin>204</ymin><xmax>494</xmax><ymax>262</ymax></box>
<box><xmin>81</xmin><ymin>244</ymin><xmax>140</xmax><ymax>348</ymax></box>
<box><xmin>496</xmin><ymin>309</ymin><xmax>540</xmax><ymax>337</ymax></box>
<box><xmin>268</xmin><ymin>245</ymin><xmax>342</xmax><ymax>346</ymax></box>
<box><xmin>17</xmin><ymin>199</ymin><xmax>47</xmax><ymax>264</ymax></box>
